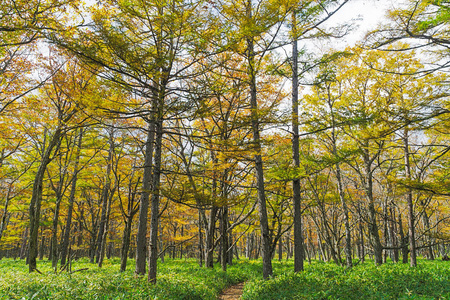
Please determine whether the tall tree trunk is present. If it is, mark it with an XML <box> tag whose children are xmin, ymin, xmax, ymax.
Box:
<box><xmin>60</xmin><ymin>129</ymin><xmax>83</xmax><ymax>266</ymax></box>
<box><xmin>357</xmin><ymin>203</ymin><xmax>365</xmax><ymax>262</ymax></box>
<box><xmin>198</xmin><ymin>209</ymin><xmax>204</xmax><ymax>267</ymax></box>
<box><xmin>0</xmin><ymin>188</ymin><xmax>12</xmax><ymax>243</ymax></box>
<box><xmin>148</xmin><ymin>117</ymin><xmax>163</xmax><ymax>283</ymax></box>
<box><xmin>336</xmin><ymin>163</ymin><xmax>352</xmax><ymax>268</ymax></box>
<box><xmin>388</xmin><ymin>204</ymin><xmax>399</xmax><ymax>262</ymax></box>
<box><xmin>29</xmin><ymin>127</ymin><xmax>63</xmax><ymax>272</ymax></box>
<box><xmin>422</xmin><ymin>208</ymin><xmax>434</xmax><ymax>260</ymax></box>
<box><xmin>363</xmin><ymin>149</ymin><xmax>383</xmax><ymax>265</ymax></box>
<box><xmin>120</xmin><ymin>181</ymin><xmax>139</xmax><ymax>272</ymax></box>
<box><xmin>135</xmin><ymin>121</ymin><xmax>155</xmax><ymax>275</ymax></box>
<box><xmin>205</xmin><ymin>206</ymin><xmax>217</xmax><ymax>268</ymax></box>
<box><xmin>98</xmin><ymin>187</ymin><xmax>114</xmax><ymax>268</ymax></box>
<box><xmin>220</xmin><ymin>207</ymin><xmax>228</xmax><ymax>271</ymax></box>
<box><xmin>51</xmin><ymin>190</ymin><xmax>63</xmax><ymax>270</ymax></box>
<box><xmin>278</xmin><ymin>236</ymin><xmax>283</xmax><ymax>261</ymax></box>
<box><xmin>291</xmin><ymin>12</ymin><xmax>304</xmax><ymax>273</ymax></box>
<box><xmin>246</xmin><ymin>14</ymin><xmax>273</xmax><ymax>278</ymax></box>
<box><xmin>121</xmin><ymin>216</ymin><xmax>133</xmax><ymax>272</ymax></box>
<box><xmin>398</xmin><ymin>210</ymin><xmax>408</xmax><ymax>263</ymax></box>
<box><xmin>205</xmin><ymin>151</ymin><xmax>218</xmax><ymax>268</ymax></box>
<box><xmin>95</xmin><ymin>129</ymin><xmax>114</xmax><ymax>264</ymax></box>
<box><xmin>403</xmin><ymin>128</ymin><xmax>417</xmax><ymax>267</ymax></box>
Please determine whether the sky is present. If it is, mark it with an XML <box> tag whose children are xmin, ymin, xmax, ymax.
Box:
<box><xmin>326</xmin><ymin>0</ymin><xmax>402</xmax><ymax>48</ymax></box>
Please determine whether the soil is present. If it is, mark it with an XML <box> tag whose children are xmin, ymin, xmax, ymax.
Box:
<box><xmin>218</xmin><ymin>282</ymin><xmax>245</xmax><ymax>300</ymax></box>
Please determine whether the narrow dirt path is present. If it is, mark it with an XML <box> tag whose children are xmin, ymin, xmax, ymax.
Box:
<box><xmin>218</xmin><ymin>282</ymin><xmax>245</xmax><ymax>300</ymax></box>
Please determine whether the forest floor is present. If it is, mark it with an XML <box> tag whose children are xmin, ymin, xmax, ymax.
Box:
<box><xmin>1</xmin><ymin>257</ymin><xmax>450</xmax><ymax>299</ymax></box>
<box><xmin>219</xmin><ymin>282</ymin><xmax>245</xmax><ymax>300</ymax></box>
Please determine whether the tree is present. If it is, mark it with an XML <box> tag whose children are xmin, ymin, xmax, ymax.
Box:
<box><xmin>27</xmin><ymin>53</ymin><xmax>95</xmax><ymax>272</ymax></box>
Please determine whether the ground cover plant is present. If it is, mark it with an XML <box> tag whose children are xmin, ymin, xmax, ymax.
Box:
<box><xmin>243</xmin><ymin>259</ymin><xmax>450</xmax><ymax>300</ymax></box>
<box><xmin>0</xmin><ymin>258</ymin><xmax>258</xmax><ymax>300</ymax></box>
<box><xmin>2</xmin><ymin>258</ymin><xmax>450</xmax><ymax>299</ymax></box>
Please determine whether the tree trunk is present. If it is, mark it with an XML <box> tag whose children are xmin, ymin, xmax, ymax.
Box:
<box><xmin>205</xmin><ymin>206</ymin><xmax>217</xmax><ymax>268</ymax></box>
<box><xmin>220</xmin><ymin>207</ymin><xmax>228</xmax><ymax>271</ymax></box>
<box><xmin>198</xmin><ymin>209</ymin><xmax>203</xmax><ymax>267</ymax></box>
<box><xmin>389</xmin><ymin>204</ymin><xmax>399</xmax><ymax>262</ymax></box>
<box><xmin>291</xmin><ymin>11</ymin><xmax>304</xmax><ymax>274</ymax></box>
<box><xmin>398</xmin><ymin>210</ymin><xmax>408</xmax><ymax>263</ymax></box>
<box><xmin>120</xmin><ymin>217</ymin><xmax>133</xmax><ymax>272</ymax></box>
<box><xmin>60</xmin><ymin>129</ymin><xmax>83</xmax><ymax>266</ymax></box>
<box><xmin>98</xmin><ymin>185</ymin><xmax>114</xmax><ymax>268</ymax></box>
<box><xmin>29</xmin><ymin>127</ymin><xmax>63</xmax><ymax>272</ymax></box>
<box><xmin>403</xmin><ymin>128</ymin><xmax>417</xmax><ymax>267</ymax></box>
<box><xmin>363</xmin><ymin>149</ymin><xmax>383</xmax><ymax>265</ymax></box>
<box><xmin>51</xmin><ymin>190</ymin><xmax>63</xmax><ymax>270</ymax></box>
<box><xmin>247</xmin><ymin>26</ymin><xmax>273</xmax><ymax>278</ymax></box>
<box><xmin>96</xmin><ymin>129</ymin><xmax>114</xmax><ymax>264</ymax></box>
<box><xmin>422</xmin><ymin>209</ymin><xmax>434</xmax><ymax>260</ymax></box>
<box><xmin>135</xmin><ymin>121</ymin><xmax>155</xmax><ymax>275</ymax></box>
<box><xmin>0</xmin><ymin>192</ymin><xmax>11</xmax><ymax>243</ymax></box>
<box><xmin>278</xmin><ymin>236</ymin><xmax>283</xmax><ymax>261</ymax></box>
<box><xmin>148</xmin><ymin>117</ymin><xmax>163</xmax><ymax>283</ymax></box>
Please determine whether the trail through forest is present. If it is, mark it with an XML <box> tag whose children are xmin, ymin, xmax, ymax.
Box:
<box><xmin>219</xmin><ymin>282</ymin><xmax>245</xmax><ymax>300</ymax></box>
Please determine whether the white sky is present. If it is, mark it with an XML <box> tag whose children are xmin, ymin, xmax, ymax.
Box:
<box><xmin>326</xmin><ymin>0</ymin><xmax>402</xmax><ymax>48</ymax></box>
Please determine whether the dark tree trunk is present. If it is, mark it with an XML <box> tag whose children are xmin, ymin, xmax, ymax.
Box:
<box><xmin>389</xmin><ymin>204</ymin><xmax>399</xmax><ymax>262</ymax></box>
<box><xmin>60</xmin><ymin>129</ymin><xmax>83</xmax><ymax>266</ymax></box>
<box><xmin>220</xmin><ymin>207</ymin><xmax>228</xmax><ymax>271</ymax></box>
<box><xmin>205</xmin><ymin>206</ymin><xmax>217</xmax><ymax>267</ymax></box>
<box><xmin>98</xmin><ymin>186</ymin><xmax>114</xmax><ymax>268</ymax></box>
<box><xmin>357</xmin><ymin>203</ymin><xmax>365</xmax><ymax>262</ymax></box>
<box><xmin>120</xmin><ymin>218</ymin><xmax>133</xmax><ymax>272</ymax></box>
<box><xmin>96</xmin><ymin>129</ymin><xmax>114</xmax><ymax>264</ymax></box>
<box><xmin>135</xmin><ymin>121</ymin><xmax>155</xmax><ymax>275</ymax></box>
<box><xmin>198</xmin><ymin>209</ymin><xmax>203</xmax><ymax>267</ymax></box>
<box><xmin>120</xmin><ymin>182</ymin><xmax>139</xmax><ymax>272</ymax></box>
<box><xmin>422</xmin><ymin>209</ymin><xmax>434</xmax><ymax>260</ymax></box>
<box><xmin>246</xmin><ymin>4</ymin><xmax>272</xmax><ymax>279</ymax></box>
<box><xmin>403</xmin><ymin>128</ymin><xmax>417</xmax><ymax>267</ymax></box>
<box><xmin>291</xmin><ymin>11</ymin><xmax>304</xmax><ymax>274</ymax></box>
<box><xmin>29</xmin><ymin>128</ymin><xmax>63</xmax><ymax>272</ymax></box>
<box><xmin>148</xmin><ymin>117</ymin><xmax>163</xmax><ymax>283</ymax></box>
<box><xmin>335</xmin><ymin>161</ymin><xmax>351</xmax><ymax>268</ymax></box>
<box><xmin>363</xmin><ymin>149</ymin><xmax>383</xmax><ymax>265</ymax></box>
<box><xmin>51</xmin><ymin>190</ymin><xmax>63</xmax><ymax>269</ymax></box>
<box><xmin>398</xmin><ymin>211</ymin><xmax>408</xmax><ymax>263</ymax></box>
<box><xmin>0</xmin><ymin>186</ymin><xmax>12</xmax><ymax>244</ymax></box>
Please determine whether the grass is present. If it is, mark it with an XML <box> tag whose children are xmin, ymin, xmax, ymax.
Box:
<box><xmin>1</xmin><ymin>257</ymin><xmax>449</xmax><ymax>299</ymax></box>
<box><xmin>242</xmin><ymin>259</ymin><xmax>450</xmax><ymax>300</ymax></box>
<box><xmin>0</xmin><ymin>257</ymin><xmax>257</xmax><ymax>300</ymax></box>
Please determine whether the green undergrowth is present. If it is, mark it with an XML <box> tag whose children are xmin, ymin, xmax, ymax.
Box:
<box><xmin>2</xmin><ymin>257</ymin><xmax>449</xmax><ymax>299</ymax></box>
<box><xmin>0</xmin><ymin>257</ymin><xmax>257</xmax><ymax>300</ymax></box>
<box><xmin>242</xmin><ymin>259</ymin><xmax>450</xmax><ymax>300</ymax></box>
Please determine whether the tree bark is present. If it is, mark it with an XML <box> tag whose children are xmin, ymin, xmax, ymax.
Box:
<box><xmin>95</xmin><ymin>129</ymin><xmax>114</xmax><ymax>264</ymax></box>
<box><xmin>205</xmin><ymin>206</ymin><xmax>217</xmax><ymax>268</ymax></box>
<box><xmin>246</xmin><ymin>9</ymin><xmax>272</xmax><ymax>278</ymax></box>
<box><xmin>220</xmin><ymin>207</ymin><xmax>228</xmax><ymax>271</ymax></box>
<box><xmin>135</xmin><ymin>122</ymin><xmax>155</xmax><ymax>275</ymax></box>
<box><xmin>291</xmin><ymin>12</ymin><xmax>304</xmax><ymax>273</ymax></box>
<box><xmin>60</xmin><ymin>129</ymin><xmax>83</xmax><ymax>266</ymax></box>
<box><xmin>121</xmin><ymin>216</ymin><xmax>133</xmax><ymax>272</ymax></box>
<box><xmin>403</xmin><ymin>128</ymin><xmax>417</xmax><ymax>267</ymax></box>
<box><xmin>363</xmin><ymin>148</ymin><xmax>383</xmax><ymax>265</ymax></box>
<box><xmin>98</xmin><ymin>186</ymin><xmax>114</xmax><ymax>268</ymax></box>
<box><xmin>148</xmin><ymin>116</ymin><xmax>163</xmax><ymax>283</ymax></box>
<box><xmin>29</xmin><ymin>127</ymin><xmax>64</xmax><ymax>272</ymax></box>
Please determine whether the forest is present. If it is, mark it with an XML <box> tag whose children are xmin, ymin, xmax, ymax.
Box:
<box><xmin>0</xmin><ymin>0</ymin><xmax>450</xmax><ymax>299</ymax></box>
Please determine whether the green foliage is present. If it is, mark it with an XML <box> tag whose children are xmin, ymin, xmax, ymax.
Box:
<box><xmin>0</xmin><ymin>258</ymin><xmax>256</xmax><ymax>300</ymax></box>
<box><xmin>242</xmin><ymin>259</ymin><xmax>450</xmax><ymax>300</ymax></box>
<box><xmin>1</xmin><ymin>258</ymin><xmax>450</xmax><ymax>299</ymax></box>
